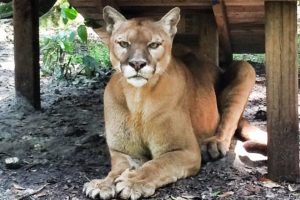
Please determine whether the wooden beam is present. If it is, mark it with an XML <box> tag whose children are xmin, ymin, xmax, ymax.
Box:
<box><xmin>212</xmin><ymin>0</ymin><xmax>232</xmax><ymax>64</ymax></box>
<box><xmin>265</xmin><ymin>1</ymin><xmax>299</xmax><ymax>182</ymax></box>
<box><xmin>13</xmin><ymin>0</ymin><xmax>40</xmax><ymax>109</ymax></box>
<box><xmin>69</xmin><ymin>0</ymin><xmax>119</xmax><ymax>44</ymax></box>
<box><xmin>225</xmin><ymin>0</ymin><xmax>264</xmax><ymax>6</ymax></box>
<box><xmin>197</xmin><ymin>12</ymin><xmax>219</xmax><ymax>66</ymax></box>
<box><xmin>117</xmin><ymin>0</ymin><xmax>211</xmax><ymax>7</ymax></box>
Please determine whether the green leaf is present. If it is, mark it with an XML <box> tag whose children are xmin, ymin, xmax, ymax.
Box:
<box><xmin>62</xmin><ymin>17</ymin><xmax>68</xmax><ymax>25</ymax></box>
<box><xmin>69</xmin><ymin>31</ymin><xmax>76</xmax><ymax>42</ymax></box>
<box><xmin>62</xmin><ymin>7</ymin><xmax>77</xmax><ymax>20</ymax></box>
<box><xmin>63</xmin><ymin>41</ymin><xmax>72</xmax><ymax>52</ymax></box>
<box><xmin>82</xmin><ymin>55</ymin><xmax>99</xmax><ymax>69</ymax></box>
<box><xmin>77</xmin><ymin>25</ymin><xmax>88</xmax><ymax>43</ymax></box>
<box><xmin>58</xmin><ymin>40</ymin><xmax>65</xmax><ymax>50</ymax></box>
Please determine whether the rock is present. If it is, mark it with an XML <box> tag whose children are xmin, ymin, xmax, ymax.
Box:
<box><xmin>5</xmin><ymin>157</ymin><xmax>22</xmax><ymax>169</ymax></box>
<box><xmin>54</xmin><ymin>89</ymin><xmax>61</xmax><ymax>94</ymax></box>
<box><xmin>254</xmin><ymin>110</ymin><xmax>267</xmax><ymax>121</ymax></box>
<box><xmin>64</xmin><ymin>126</ymin><xmax>86</xmax><ymax>137</ymax></box>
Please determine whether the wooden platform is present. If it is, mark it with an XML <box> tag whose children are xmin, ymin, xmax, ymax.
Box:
<box><xmin>69</xmin><ymin>0</ymin><xmax>265</xmax><ymax>54</ymax></box>
<box><xmin>68</xmin><ymin>0</ymin><xmax>300</xmax><ymax>182</ymax></box>
<box><xmin>9</xmin><ymin>0</ymin><xmax>299</xmax><ymax>182</ymax></box>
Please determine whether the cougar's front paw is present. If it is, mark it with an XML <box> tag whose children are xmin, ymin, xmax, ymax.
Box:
<box><xmin>83</xmin><ymin>179</ymin><xmax>116</xmax><ymax>200</ymax></box>
<box><xmin>115</xmin><ymin>169</ymin><xmax>155</xmax><ymax>200</ymax></box>
<box><xmin>201</xmin><ymin>136</ymin><xmax>231</xmax><ymax>162</ymax></box>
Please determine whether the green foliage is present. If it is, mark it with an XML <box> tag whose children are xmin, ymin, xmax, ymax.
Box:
<box><xmin>39</xmin><ymin>0</ymin><xmax>82</xmax><ymax>29</ymax></box>
<box><xmin>40</xmin><ymin>31</ymin><xmax>76</xmax><ymax>79</ymax></box>
<box><xmin>77</xmin><ymin>25</ymin><xmax>88</xmax><ymax>43</ymax></box>
<box><xmin>40</xmin><ymin>32</ymin><xmax>111</xmax><ymax>79</ymax></box>
<box><xmin>39</xmin><ymin>0</ymin><xmax>111</xmax><ymax>80</ymax></box>
<box><xmin>233</xmin><ymin>54</ymin><xmax>265</xmax><ymax>64</ymax></box>
<box><xmin>60</xmin><ymin>1</ymin><xmax>78</xmax><ymax>24</ymax></box>
<box><xmin>61</xmin><ymin>7</ymin><xmax>78</xmax><ymax>21</ymax></box>
<box><xmin>0</xmin><ymin>2</ymin><xmax>13</xmax><ymax>19</ymax></box>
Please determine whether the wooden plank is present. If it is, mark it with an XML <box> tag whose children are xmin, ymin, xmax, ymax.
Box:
<box><xmin>117</xmin><ymin>0</ymin><xmax>211</xmax><ymax>7</ymax></box>
<box><xmin>212</xmin><ymin>0</ymin><xmax>232</xmax><ymax>64</ymax></box>
<box><xmin>69</xmin><ymin>0</ymin><xmax>119</xmax><ymax>19</ymax></box>
<box><xmin>225</xmin><ymin>0</ymin><xmax>264</xmax><ymax>6</ymax></box>
<box><xmin>13</xmin><ymin>0</ymin><xmax>40</xmax><ymax>109</ymax></box>
<box><xmin>68</xmin><ymin>0</ymin><xmax>99</xmax><ymax>7</ymax></box>
<box><xmin>265</xmin><ymin>0</ymin><xmax>296</xmax><ymax>1</ymax></box>
<box><xmin>227</xmin><ymin>12</ymin><xmax>264</xmax><ymax>22</ymax></box>
<box><xmin>226</xmin><ymin>5</ymin><xmax>264</xmax><ymax>12</ymax></box>
<box><xmin>230</xmin><ymin>23</ymin><xmax>264</xmax><ymax>29</ymax></box>
<box><xmin>69</xmin><ymin>0</ymin><xmax>118</xmax><ymax>8</ymax></box>
<box><xmin>265</xmin><ymin>1</ymin><xmax>299</xmax><ymax>182</ymax></box>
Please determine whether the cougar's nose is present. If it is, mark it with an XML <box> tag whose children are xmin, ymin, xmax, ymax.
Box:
<box><xmin>129</xmin><ymin>60</ymin><xmax>147</xmax><ymax>71</ymax></box>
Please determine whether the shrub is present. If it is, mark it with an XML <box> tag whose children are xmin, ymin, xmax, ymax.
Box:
<box><xmin>39</xmin><ymin>0</ymin><xmax>111</xmax><ymax>80</ymax></box>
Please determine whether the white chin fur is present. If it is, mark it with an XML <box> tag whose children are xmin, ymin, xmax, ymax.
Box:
<box><xmin>127</xmin><ymin>77</ymin><xmax>148</xmax><ymax>87</ymax></box>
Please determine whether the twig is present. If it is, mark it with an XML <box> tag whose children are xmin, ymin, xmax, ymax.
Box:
<box><xmin>0</xmin><ymin>152</ymin><xmax>12</xmax><ymax>157</ymax></box>
<box><xmin>17</xmin><ymin>183</ymin><xmax>49</xmax><ymax>200</ymax></box>
<box><xmin>83</xmin><ymin>174</ymin><xmax>91</xmax><ymax>182</ymax></box>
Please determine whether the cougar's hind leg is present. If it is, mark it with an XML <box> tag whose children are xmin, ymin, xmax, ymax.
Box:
<box><xmin>236</xmin><ymin>118</ymin><xmax>268</xmax><ymax>155</ymax></box>
<box><xmin>202</xmin><ymin>61</ymin><xmax>256</xmax><ymax>161</ymax></box>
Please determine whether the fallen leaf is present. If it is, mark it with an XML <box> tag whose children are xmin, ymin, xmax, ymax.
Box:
<box><xmin>259</xmin><ymin>177</ymin><xmax>282</xmax><ymax>188</ymax></box>
<box><xmin>288</xmin><ymin>184</ymin><xmax>300</xmax><ymax>192</ymax></box>
<box><xmin>181</xmin><ymin>195</ymin><xmax>199</xmax><ymax>199</ymax></box>
<box><xmin>11</xmin><ymin>183</ymin><xmax>26</xmax><ymax>191</ymax></box>
<box><xmin>266</xmin><ymin>191</ymin><xmax>276</xmax><ymax>198</ymax></box>
<box><xmin>170</xmin><ymin>196</ymin><xmax>186</xmax><ymax>200</ymax></box>
<box><xmin>211</xmin><ymin>191</ymin><xmax>221</xmax><ymax>197</ymax></box>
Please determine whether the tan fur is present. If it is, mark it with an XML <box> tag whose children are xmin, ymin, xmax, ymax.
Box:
<box><xmin>83</xmin><ymin>6</ymin><xmax>257</xmax><ymax>200</ymax></box>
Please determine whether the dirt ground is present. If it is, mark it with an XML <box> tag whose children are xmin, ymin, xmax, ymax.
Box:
<box><xmin>0</xmin><ymin>19</ymin><xmax>300</xmax><ymax>200</ymax></box>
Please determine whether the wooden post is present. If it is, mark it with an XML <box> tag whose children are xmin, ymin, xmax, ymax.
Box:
<box><xmin>197</xmin><ymin>12</ymin><xmax>219</xmax><ymax>66</ymax></box>
<box><xmin>13</xmin><ymin>0</ymin><xmax>41</xmax><ymax>109</ymax></box>
<box><xmin>265</xmin><ymin>1</ymin><xmax>299</xmax><ymax>182</ymax></box>
<box><xmin>212</xmin><ymin>0</ymin><xmax>232</xmax><ymax>65</ymax></box>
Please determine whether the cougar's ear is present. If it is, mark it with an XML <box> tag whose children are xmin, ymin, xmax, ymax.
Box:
<box><xmin>158</xmin><ymin>7</ymin><xmax>180</xmax><ymax>38</ymax></box>
<box><xmin>103</xmin><ymin>6</ymin><xmax>126</xmax><ymax>34</ymax></box>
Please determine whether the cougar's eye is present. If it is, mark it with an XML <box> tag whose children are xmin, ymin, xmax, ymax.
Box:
<box><xmin>148</xmin><ymin>42</ymin><xmax>161</xmax><ymax>49</ymax></box>
<box><xmin>118</xmin><ymin>41</ymin><xmax>130</xmax><ymax>48</ymax></box>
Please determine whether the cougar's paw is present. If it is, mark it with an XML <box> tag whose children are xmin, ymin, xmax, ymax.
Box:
<box><xmin>115</xmin><ymin>169</ymin><xmax>155</xmax><ymax>200</ymax></box>
<box><xmin>201</xmin><ymin>136</ymin><xmax>230</xmax><ymax>162</ymax></box>
<box><xmin>83</xmin><ymin>179</ymin><xmax>116</xmax><ymax>200</ymax></box>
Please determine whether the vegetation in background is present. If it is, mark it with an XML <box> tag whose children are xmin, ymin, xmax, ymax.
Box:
<box><xmin>39</xmin><ymin>0</ymin><xmax>111</xmax><ymax>80</ymax></box>
<box><xmin>233</xmin><ymin>54</ymin><xmax>265</xmax><ymax>64</ymax></box>
<box><xmin>0</xmin><ymin>1</ymin><xmax>12</xmax><ymax>19</ymax></box>
<box><xmin>41</xmin><ymin>33</ymin><xmax>110</xmax><ymax>79</ymax></box>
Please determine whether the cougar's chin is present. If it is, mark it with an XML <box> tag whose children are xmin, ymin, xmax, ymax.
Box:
<box><xmin>127</xmin><ymin>76</ymin><xmax>148</xmax><ymax>87</ymax></box>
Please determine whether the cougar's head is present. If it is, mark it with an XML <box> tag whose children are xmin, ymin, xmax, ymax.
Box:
<box><xmin>103</xmin><ymin>6</ymin><xmax>180</xmax><ymax>87</ymax></box>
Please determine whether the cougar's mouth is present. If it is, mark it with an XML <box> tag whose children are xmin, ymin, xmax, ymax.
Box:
<box><xmin>128</xmin><ymin>75</ymin><xmax>148</xmax><ymax>80</ymax></box>
<box><xmin>126</xmin><ymin>75</ymin><xmax>148</xmax><ymax>87</ymax></box>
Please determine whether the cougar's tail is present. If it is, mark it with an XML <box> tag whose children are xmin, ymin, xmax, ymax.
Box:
<box><xmin>236</xmin><ymin>118</ymin><xmax>267</xmax><ymax>155</ymax></box>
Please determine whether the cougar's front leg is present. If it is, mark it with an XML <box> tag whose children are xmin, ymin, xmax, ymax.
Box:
<box><xmin>83</xmin><ymin>150</ymin><xmax>130</xmax><ymax>199</ymax></box>
<box><xmin>115</xmin><ymin>148</ymin><xmax>200</xmax><ymax>200</ymax></box>
<box><xmin>202</xmin><ymin>61</ymin><xmax>256</xmax><ymax>161</ymax></box>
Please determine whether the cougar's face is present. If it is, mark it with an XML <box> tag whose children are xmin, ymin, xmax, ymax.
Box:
<box><xmin>109</xmin><ymin>20</ymin><xmax>173</xmax><ymax>87</ymax></box>
<box><xmin>103</xmin><ymin>6</ymin><xmax>180</xmax><ymax>87</ymax></box>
